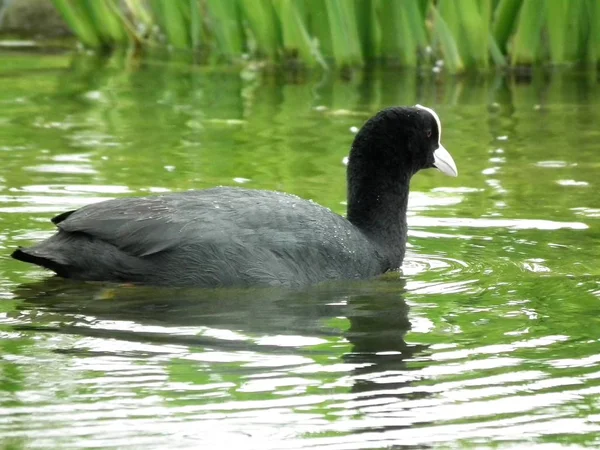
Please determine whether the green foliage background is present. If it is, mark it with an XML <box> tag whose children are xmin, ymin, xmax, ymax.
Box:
<box><xmin>52</xmin><ymin>0</ymin><xmax>600</xmax><ymax>73</ymax></box>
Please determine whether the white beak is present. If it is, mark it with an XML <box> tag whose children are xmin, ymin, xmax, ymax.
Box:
<box><xmin>433</xmin><ymin>144</ymin><xmax>458</xmax><ymax>177</ymax></box>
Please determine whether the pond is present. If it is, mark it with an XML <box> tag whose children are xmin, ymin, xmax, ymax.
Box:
<box><xmin>1</xmin><ymin>50</ymin><xmax>600</xmax><ymax>449</ymax></box>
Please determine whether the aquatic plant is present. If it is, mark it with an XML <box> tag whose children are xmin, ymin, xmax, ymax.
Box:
<box><xmin>51</xmin><ymin>0</ymin><xmax>600</xmax><ymax>73</ymax></box>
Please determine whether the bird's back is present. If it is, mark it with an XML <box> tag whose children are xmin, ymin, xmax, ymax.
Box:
<box><xmin>14</xmin><ymin>187</ymin><xmax>385</xmax><ymax>287</ymax></box>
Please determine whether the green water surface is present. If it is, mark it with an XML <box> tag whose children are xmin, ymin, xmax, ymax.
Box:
<box><xmin>1</xmin><ymin>51</ymin><xmax>600</xmax><ymax>449</ymax></box>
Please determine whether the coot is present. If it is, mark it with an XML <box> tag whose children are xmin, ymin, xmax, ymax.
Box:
<box><xmin>12</xmin><ymin>105</ymin><xmax>457</xmax><ymax>287</ymax></box>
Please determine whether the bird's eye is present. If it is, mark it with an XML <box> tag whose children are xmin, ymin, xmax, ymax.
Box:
<box><xmin>426</xmin><ymin>130</ymin><xmax>432</xmax><ymax>138</ymax></box>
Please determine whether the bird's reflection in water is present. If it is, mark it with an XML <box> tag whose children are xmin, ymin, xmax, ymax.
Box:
<box><xmin>12</xmin><ymin>276</ymin><xmax>431</xmax><ymax>437</ymax></box>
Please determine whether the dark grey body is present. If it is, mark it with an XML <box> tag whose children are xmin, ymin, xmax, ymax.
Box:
<box><xmin>14</xmin><ymin>187</ymin><xmax>390</xmax><ymax>287</ymax></box>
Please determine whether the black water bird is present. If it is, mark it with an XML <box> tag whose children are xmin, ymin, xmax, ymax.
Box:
<box><xmin>12</xmin><ymin>105</ymin><xmax>457</xmax><ymax>287</ymax></box>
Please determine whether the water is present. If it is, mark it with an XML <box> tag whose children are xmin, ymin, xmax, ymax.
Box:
<box><xmin>1</xmin><ymin>50</ymin><xmax>600</xmax><ymax>449</ymax></box>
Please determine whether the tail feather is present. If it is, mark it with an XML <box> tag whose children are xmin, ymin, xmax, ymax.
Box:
<box><xmin>51</xmin><ymin>209</ymin><xmax>75</xmax><ymax>225</ymax></box>
<box><xmin>11</xmin><ymin>247</ymin><xmax>71</xmax><ymax>277</ymax></box>
<box><xmin>12</xmin><ymin>231</ymin><xmax>152</xmax><ymax>283</ymax></box>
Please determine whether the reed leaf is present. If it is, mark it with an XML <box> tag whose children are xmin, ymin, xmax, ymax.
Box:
<box><xmin>377</xmin><ymin>0</ymin><xmax>428</xmax><ymax>67</ymax></box>
<box><xmin>325</xmin><ymin>0</ymin><xmax>363</xmax><ymax>66</ymax></box>
<box><xmin>431</xmin><ymin>4</ymin><xmax>464</xmax><ymax>73</ymax></box>
<box><xmin>479</xmin><ymin>0</ymin><xmax>492</xmax><ymax>68</ymax></box>
<box><xmin>81</xmin><ymin>0</ymin><xmax>129</xmax><ymax>45</ymax></box>
<box><xmin>492</xmin><ymin>0</ymin><xmax>522</xmax><ymax>54</ymax></box>
<box><xmin>123</xmin><ymin>0</ymin><xmax>153</xmax><ymax>31</ymax></box>
<box><xmin>585</xmin><ymin>0</ymin><xmax>600</xmax><ymax>64</ymax></box>
<box><xmin>405</xmin><ymin>1</ymin><xmax>428</xmax><ymax>49</ymax></box>
<box><xmin>189</xmin><ymin>0</ymin><xmax>203</xmax><ymax>49</ymax></box>
<box><xmin>489</xmin><ymin>33</ymin><xmax>507</xmax><ymax>67</ymax></box>
<box><xmin>272</xmin><ymin>0</ymin><xmax>326</xmax><ymax>67</ymax></box>
<box><xmin>377</xmin><ymin>0</ymin><xmax>411</xmax><ymax>66</ymax></box>
<box><xmin>354</xmin><ymin>0</ymin><xmax>377</xmax><ymax>61</ymax></box>
<box><xmin>304</xmin><ymin>0</ymin><xmax>334</xmax><ymax>60</ymax></box>
<box><xmin>52</xmin><ymin>0</ymin><xmax>102</xmax><ymax>48</ymax></box>
<box><xmin>205</xmin><ymin>0</ymin><xmax>245</xmax><ymax>56</ymax></box>
<box><xmin>563</xmin><ymin>0</ymin><xmax>587</xmax><ymax>62</ymax></box>
<box><xmin>511</xmin><ymin>0</ymin><xmax>547</xmax><ymax>65</ymax></box>
<box><xmin>418</xmin><ymin>0</ymin><xmax>431</xmax><ymax>21</ymax></box>
<box><xmin>240</xmin><ymin>0</ymin><xmax>281</xmax><ymax>59</ymax></box>
<box><xmin>50</xmin><ymin>0</ymin><xmax>600</xmax><ymax>71</ymax></box>
<box><xmin>455</xmin><ymin>0</ymin><xmax>490</xmax><ymax>68</ymax></box>
<box><xmin>545</xmin><ymin>0</ymin><xmax>568</xmax><ymax>64</ymax></box>
<box><xmin>151</xmin><ymin>0</ymin><xmax>191</xmax><ymax>49</ymax></box>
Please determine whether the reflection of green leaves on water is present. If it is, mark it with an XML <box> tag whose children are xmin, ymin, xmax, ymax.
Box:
<box><xmin>1</xmin><ymin>51</ymin><xmax>600</xmax><ymax>447</ymax></box>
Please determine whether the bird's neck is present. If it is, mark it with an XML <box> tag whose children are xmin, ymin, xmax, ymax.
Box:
<box><xmin>346</xmin><ymin>170</ymin><xmax>410</xmax><ymax>268</ymax></box>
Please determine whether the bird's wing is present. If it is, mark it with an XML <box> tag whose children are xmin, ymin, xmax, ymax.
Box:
<box><xmin>53</xmin><ymin>187</ymin><xmax>353</xmax><ymax>259</ymax></box>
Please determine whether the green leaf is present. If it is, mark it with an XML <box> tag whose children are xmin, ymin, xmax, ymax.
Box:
<box><xmin>492</xmin><ymin>0</ymin><xmax>522</xmax><ymax>54</ymax></box>
<box><xmin>431</xmin><ymin>4</ymin><xmax>465</xmax><ymax>73</ymax></box>
<box><xmin>545</xmin><ymin>0</ymin><xmax>568</xmax><ymax>64</ymax></box>
<box><xmin>81</xmin><ymin>0</ymin><xmax>129</xmax><ymax>45</ymax></box>
<box><xmin>324</xmin><ymin>0</ymin><xmax>363</xmax><ymax>66</ymax></box>
<box><xmin>272</xmin><ymin>0</ymin><xmax>327</xmax><ymax>68</ymax></box>
<box><xmin>511</xmin><ymin>0</ymin><xmax>547</xmax><ymax>65</ymax></box>
<box><xmin>240</xmin><ymin>0</ymin><xmax>281</xmax><ymax>59</ymax></box>
<box><xmin>51</xmin><ymin>0</ymin><xmax>102</xmax><ymax>48</ymax></box>
<box><xmin>205</xmin><ymin>0</ymin><xmax>245</xmax><ymax>56</ymax></box>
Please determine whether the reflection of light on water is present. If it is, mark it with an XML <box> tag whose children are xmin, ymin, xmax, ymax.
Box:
<box><xmin>23</xmin><ymin>164</ymin><xmax>97</xmax><ymax>174</ymax></box>
<box><xmin>572</xmin><ymin>207</ymin><xmax>600</xmax><ymax>218</ymax></box>
<box><xmin>403</xmin><ymin>254</ymin><xmax>467</xmax><ymax>276</ymax></box>
<box><xmin>69</xmin><ymin>131</ymin><xmax>121</xmax><ymax>149</ymax></box>
<box><xmin>52</xmin><ymin>154</ymin><xmax>92</xmax><ymax>163</ymax></box>
<box><xmin>0</xmin><ymin>185</ymin><xmax>171</xmax><ymax>213</ymax></box>
<box><xmin>482</xmin><ymin>167</ymin><xmax>500</xmax><ymax>176</ymax></box>
<box><xmin>557</xmin><ymin>180</ymin><xmax>589</xmax><ymax>187</ymax></box>
<box><xmin>536</xmin><ymin>160</ymin><xmax>574</xmax><ymax>168</ymax></box>
<box><xmin>431</xmin><ymin>187</ymin><xmax>482</xmax><ymax>194</ymax></box>
<box><xmin>255</xmin><ymin>335</ymin><xmax>327</xmax><ymax>347</ymax></box>
<box><xmin>409</xmin><ymin>216</ymin><xmax>587</xmax><ymax>230</ymax></box>
<box><xmin>431</xmin><ymin>335</ymin><xmax>569</xmax><ymax>363</ymax></box>
<box><xmin>409</xmin><ymin>229</ymin><xmax>488</xmax><ymax>240</ymax></box>
<box><xmin>522</xmin><ymin>259</ymin><xmax>551</xmax><ymax>273</ymax></box>
<box><xmin>548</xmin><ymin>353</ymin><xmax>600</xmax><ymax>369</ymax></box>
<box><xmin>410</xmin><ymin>316</ymin><xmax>436</xmax><ymax>333</ymax></box>
<box><xmin>0</xmin><ymin>196</ymin><xmax>112</xmax><ymax>214</ymax></box>
<box><xmin>145</xmin><ymin>187</ymin><xmax>171</xmax><ymax>193</ymax></box>
<box><xmin>406</xmin><ymin>279</ymin><xmax>478</xmax><ymax>295</ymax></box>
<box><xmin>11</xmin><ymin>230</ymin><xmax>54</xmax><ymax>241</ymax></box>
<box><xmin>23</xmin><ymin>154</ymin><xmax>99</xmax><ymax>174</ymax></box>
<box><xmin>485</xmin><ymin>178</ymin><xmax>507</xmax><ymax>195</ymax></box>
<box><xmin>408</xmin><ymin>192</ymin><xmax>463</xmax><ymax>210</ymax></box>
<box><xmin>19</xmin><ymin>185</ymin><xmax>132</xmax><ymax>194</ymax></box>
<box><xmin>239</xmin><ymin>376</ymin><xmax>318</xmax><ymax>394</ymax></box>
<box><xmin>403</xmin><ymin>252</ymin><xmax>478</xmax><ymax>294</ymax></box>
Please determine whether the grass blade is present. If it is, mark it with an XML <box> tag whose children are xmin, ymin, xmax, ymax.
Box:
<box><xmin>545</xmin><ymin>0</ymin><xmax>567</xmax><ymax>64</ymax></box>
<box><xmin>431</xmin><ymin>4</ymin><xmax>464</xmax><ymax>73</ymax></box>
<box><xmin>272</xmin><ymin>0</ymin><xmax>326</xmax><ymax>67</ymax></box>
<box><xmin>378</xmin><ymin>0</ymin><xmax>420</xmax><ymax>66</ymax></box>
<box><xmin>492</xmin><ymin>0</ymin><xmax>522</xmax><ymax>54</ymax></box>
<box><xmin>455</xmin><ymin>0</ymin><xmax>489</xmax><ymax>69</ymax></box>
<box><xmin>240</xmin><ymin>0</ymin><xmax>281</xmax><ymax>59</ymax></box>
<box><xmin>325</xmin><ymin>0</ymin><xmax>363</xmax><ymax>66</ymax></box>
<box><xmin>163</xmin><ymin>0</ymin><xmax>191</xmax><ymax>48</ymax></box>
<box><xmin>354</xmin><ymin>0</ymin><xmax>377</xmax><ymax>61</ymax></box>
<box><xmin>585</xmin><ymin>0</ymin><xmax>600</xmax><ymax>64</ymax></box>
<box><xmin>511</xmin><ymin>0</ymin><xmax>547</xmax><ymax>65</ymax></box>
<box><xmin>51</xmin><ymin>0</ymin><xmax>102</xmax><ymax>47</ymax></box>
<box><xmin>563</xmin><ymin>0</ymin><xmax>587</xmax><ymax>62</ymax></box>
<box><xmin>205</xmin><ymin>0</ymin><xmax>244</xmax><ymax>56</ymax></box>
<box><xmin>81</xmin><ymin>0</ymin><xmax>129</xmax><ymax>45</ymax></box>
<box><xmin>489</xmin><ymin>32</ymin><xmax>507</xmax><ymax>66</ymax></box>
